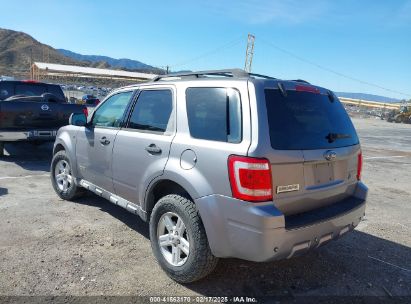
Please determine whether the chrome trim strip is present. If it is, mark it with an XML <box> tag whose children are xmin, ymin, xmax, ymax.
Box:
<box><xmin>0</xmin><ymin>130</ymin><xmax>57</xmax><ymax>141</ymax></box>
<box><xmin>79</xmin><ymin>179</ymin><xmax>147</xmax><ymax>220</ymax></box>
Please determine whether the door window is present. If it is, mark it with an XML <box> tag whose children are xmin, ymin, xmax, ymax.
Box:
<box><xmin>92</xmin><ymin>91</ymin><xmax>133</xmax><ymax>128</ymax></box>
<box><xmin>127</xmin><ymin>90</ymin><xmax>173</xmax><ymax>134</ymax></box>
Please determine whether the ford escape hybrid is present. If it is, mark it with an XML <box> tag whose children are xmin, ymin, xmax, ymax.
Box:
<box><xmin>51</xmin><ymin>69</ymin><xmax>367</xmax><ymax>283</ymax></box>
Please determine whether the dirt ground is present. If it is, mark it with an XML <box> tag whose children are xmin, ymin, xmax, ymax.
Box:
<box><xmin>0</xmin><ymin>117</ymin><xmax>410</xmax><ymax>300</ymax></box>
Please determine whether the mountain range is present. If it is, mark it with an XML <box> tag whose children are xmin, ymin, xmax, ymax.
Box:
<box><xmin>0</xmin><ymin>28</ymin><xmax>161</xmax><ymax>77</ymax></box>
<box><xmin>0</xmin><ymin>28</ymin><xmax>87</xmax><ymax>76</ymax></box>
<box><xmin>57</xmin><ymin>48</ymin><xmax>163</xmax><ymax>73</ymax></box>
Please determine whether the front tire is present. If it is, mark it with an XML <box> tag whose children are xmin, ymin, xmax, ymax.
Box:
<box><xmin>149</xmin><ymin>194</ymin><xmax>218</xmax><ymax>283</ymax></box>
<box><xmin>51</xmin><ymin>150</ymin><xmax>84</xmax><ymax>200</ymax></box>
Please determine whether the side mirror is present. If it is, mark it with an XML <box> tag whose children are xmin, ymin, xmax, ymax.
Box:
<box><xmin>69</xmin><ymin>113</ymin><xmax>87</xmax><ymax>126</ymax></box>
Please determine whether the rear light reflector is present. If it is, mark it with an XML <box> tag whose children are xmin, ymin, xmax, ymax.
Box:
<box><xmin>295</xmin><ymin>85</ymin><xmax>320</xmax><ymax>94</ymax></box>
<box><xmin>82</xmin><ymin>107</ymin><xmax>88</xmax><ymax>117</ymax></box>
<box><xmin>228</xmin><ymin>155</ymin><xmax>273</xmax><ymax>202</ymax></box>
<box><xmin>357</xmin><ymin>152</ymin><xmax>363</xmax><ymax>180</ymax></box>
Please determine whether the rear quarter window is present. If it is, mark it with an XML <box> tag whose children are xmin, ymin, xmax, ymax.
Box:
<box><xmin>264</xmin><ymin>88</ymin><xmax>359</xmax><ymax>150</ymax></box>
<box><xmin>186</xmin><ymin>87</ymin><xmax>242</xmax><ymax>143</ymax></box>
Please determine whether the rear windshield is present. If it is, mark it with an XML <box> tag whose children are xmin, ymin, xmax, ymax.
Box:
<box><xmin>264</xmin><ymin>89</ymin><xmax>359</xmax><ymax>150</ymax></box>
<box><xmin>15</xmin><ymin>84</ymin><xmax>48</xmax><ymax>96</ymax></box>
<box><xmin>13</xmin><ymin>83</ymin><xmax>65</xmax><ymax>101</ymax></box>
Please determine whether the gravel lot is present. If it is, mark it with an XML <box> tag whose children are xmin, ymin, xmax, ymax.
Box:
<box><xmin>0</xmin><ymin>117</ymin><xmax>410</xmax><ymax>299</ymax></box>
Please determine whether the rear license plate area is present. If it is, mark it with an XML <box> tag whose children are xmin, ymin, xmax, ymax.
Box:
<box><xmin>313</xmin><ymin>163</ymin><xmax>334</xmax><ymax>185</ymax></box>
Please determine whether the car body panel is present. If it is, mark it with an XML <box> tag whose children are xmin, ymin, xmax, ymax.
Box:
<box><xmin>112</xmin><ymin>85</ymin><xmax>177</xmax><ymax>204</ymax></box>
<box><xmin>53</xmin><ymin>73</ymin><xmax>368</xmax><ymax>262</ymax></box>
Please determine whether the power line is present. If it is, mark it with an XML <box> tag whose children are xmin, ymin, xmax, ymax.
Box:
<box><xmin>259</xmin><ymin>37</ymin><xmax>411</xmax><ymax>98</ymax></box>
<box><xmin>169</xmin><ymin>36</ymin><xmax>244</xmax><ymax>69</ymax></box>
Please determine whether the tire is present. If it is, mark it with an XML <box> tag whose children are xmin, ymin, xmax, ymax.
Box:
<box><xmin>0</xmin><ymin>142</ymin><xmax>4</xmax><ymax>157</ymax></box>
<box><xmin>50</xmin><ymin>150</ymin><xmax>84</xmax><ymax>200</ymax></box>
<box><xmin>394</xmin><ymin>115</ymin><xmax>402</xmax><ymax>123</ymax></box>
<box><xmin>149</xmin><ymin>194</ymin><xmax>218</xmax><ymax>283</ymax></box>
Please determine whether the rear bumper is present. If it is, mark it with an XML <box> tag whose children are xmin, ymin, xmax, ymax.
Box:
<box><xmin>0</xmin><ymin>130</ymin><xmax>57</xmax><ymax>142</ymax></box>
<box><xmin>195</xmin><ymin>182</ymin><xmax>368</xmax><ymax>262</ymax></box>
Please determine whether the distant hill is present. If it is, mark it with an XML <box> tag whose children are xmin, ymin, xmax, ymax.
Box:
<box><xmin>58</xmin><ymin>49</ymin><xmax>163</xmax><ymax>74</ymax></box>
<box><xmin>0</xmin><ymin>28</ymin><xmax>87</xmax><ymax>77</ymax></box>
<box><xmin>0</xmin><ymin>27</ymin><xmax>163</xmax><ymax>79</ymax></box>
<box><xmin>336</xmin><ymin>92</ymin><xmax>401</xmax><ymax>103</ymax></box>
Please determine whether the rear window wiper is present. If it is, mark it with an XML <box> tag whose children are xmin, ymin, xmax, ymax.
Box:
<box><xmin>326</xmin><ymin>132</ymin><xmax>351</xmax><ymax>143</ymax></box>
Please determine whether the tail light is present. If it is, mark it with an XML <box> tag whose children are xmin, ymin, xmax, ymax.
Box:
<box><xmin>228</xmin><ymin>155</ymin><xmax>273</xmax><ymax>202</ymax></box>
<box><xmin>357</xmin><ymin>152</ymin><xmax>363</xmax><ymax>180</ymax></box>
<box><xmin>82</xmin><ymin>107</ymin><xmax>88</xmax><ymax>118</ymax></box>
<box><xmin>95</xmin><ymin>99</ymin><xmax>100</xmax><ymax>105</ymax></box>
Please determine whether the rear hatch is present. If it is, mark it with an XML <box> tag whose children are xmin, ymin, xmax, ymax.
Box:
<box><xmin>263</xmin><ymin>84</ymin><xmax>361</xmax><ymax>215</ymax></box>
<box><xmin>0</xmin><ymin>99</ymin><xmax>67</xmax><ymax>130</ymax></box>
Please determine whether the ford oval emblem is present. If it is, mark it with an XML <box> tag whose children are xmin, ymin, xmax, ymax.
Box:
<box><xmin>324</xmin><ymin>150</ymin><xmax>337</xmax><ymax>161</ymax></box>
<box><xmin>41</xmin><ymin>104</ymin><xmax>49</xmax><ymax>111</ymax></box>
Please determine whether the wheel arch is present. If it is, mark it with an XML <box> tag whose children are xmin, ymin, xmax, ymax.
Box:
<box><xmin>52</xmin><ymin>128</ymin><xmax>79</xmax><ymax>178</ymax></box>
<box><xmin>144</xmin><ymin>179</ymin><xmax>194</xmax><ymax>220</ymax></box>
<box><xmin>53</xmin><ymin>143</ymin><xmax>66</xmax><ymax>155</ymax></box>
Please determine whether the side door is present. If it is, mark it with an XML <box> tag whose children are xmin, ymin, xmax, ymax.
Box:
<box><xmin>112</xmin><ymin>87</ymin><xmax>175</xmax><ymax>204</ymax></box>
<box><xmin>75</xmin><ymin>90</ymin><xmax>134</xmax><ymax>192</ymax></box>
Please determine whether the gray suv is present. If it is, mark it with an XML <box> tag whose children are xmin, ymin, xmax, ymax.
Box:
<box><xmin>51</xmin><ymin>69</ymin><xmax>368</xmax><ymax>283</ymax></box>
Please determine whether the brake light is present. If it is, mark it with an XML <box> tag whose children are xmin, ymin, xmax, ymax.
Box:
<box><xmin>228</xmin><ymin>155</ymin><xmax>273</xmax><ymax>202</ymax></box>
<box><xmin>357</xmin><ymin>152</ymin><xmax>363</xmax><ymax>180</ymax></box>
<box><xmin>295</xmin><ymin>85</ymin><xmax>320</xmax><ymax>94</ymax></box>
<box><xmin>82</xmin><ymin>107</ymin><xmax>88</xmax><ymax>117</ymax></box>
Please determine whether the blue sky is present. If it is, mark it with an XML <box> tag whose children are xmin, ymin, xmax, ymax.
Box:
<box><xmin>1</xmin><ymin>0</ymin><xmax>410</xmax><ymax>99</ymax></box>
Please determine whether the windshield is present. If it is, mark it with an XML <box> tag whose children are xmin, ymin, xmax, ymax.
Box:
<box><xmin>264</xmin><ymin>89</ymin><xmax>359</xmax><ymax>150</ymax></box>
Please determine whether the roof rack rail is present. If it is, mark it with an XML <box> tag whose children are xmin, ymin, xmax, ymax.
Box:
<box><xmin>152</xmin><ymin>69</ymin><xmax>276</xmax><ymax>82</ymax></box>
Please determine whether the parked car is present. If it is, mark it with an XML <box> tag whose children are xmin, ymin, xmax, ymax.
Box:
<box><xmin>81</xmin><ymin>94</ymin><xmax>100</xmax><ymax>107</ymax></box>
<box><xmin>51</xmin><ymin>69</ymin><xmax>367</xmax><ymax>283</ymax></box>
<box><xmin>0</xmin><ymin>80</ymin><xmax>87</xmax><ymax>156</ymax></box>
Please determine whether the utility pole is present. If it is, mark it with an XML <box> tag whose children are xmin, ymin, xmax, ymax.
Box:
<box><xmin>244</xmin><ymin>34</ymin><xmax>255</xmax><ymax>73</ymax></box>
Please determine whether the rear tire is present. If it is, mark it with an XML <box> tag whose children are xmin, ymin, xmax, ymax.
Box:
<box><xmin>394</xmin><ymin>115</ymin><xmax>402</xmax><ymax>123</ymax></box>
<box><xmin>149</xmin><ymin>194</ymin><xmax>218</xmax><ymax>283</ymax></box>
<box><xmin>51</xmin><ymin>150</ymin><xmax>84</xmax><ymax>200</ymax></box>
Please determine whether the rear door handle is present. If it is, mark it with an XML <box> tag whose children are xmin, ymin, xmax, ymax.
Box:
<box><xmin>100</xmin><ymin>136</ymin><xmax>110</xmax><ymax>145</ymax></box>
<box><xmin>145</xmin><ymin>144</ymin><xmax>162</xmax><ymax>154</ymax></box>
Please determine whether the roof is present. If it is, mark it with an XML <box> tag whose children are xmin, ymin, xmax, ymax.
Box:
<box><xmin>33</xmin><ymin>62</ymin><xmax>157</xmax><ymax>80</ymax></box>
